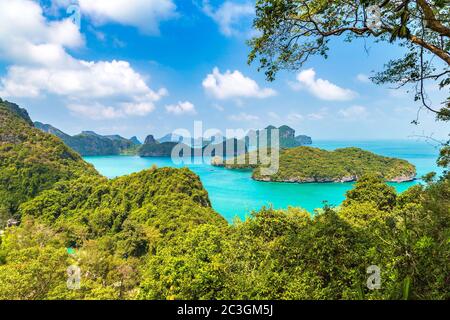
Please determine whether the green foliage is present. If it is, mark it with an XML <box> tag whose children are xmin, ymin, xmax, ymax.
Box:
<box><xmin>0</xmin><ymin>100</ymin><xmax>448</xmax><ymax>300</ymax></box>
<box><xmin>343</xmin><ymin>174</ymin><xmax>398</xmax><ymax>211</ymax></box>
<box><xmin>221</xmin><ymin>147</ymin><xmax>416</xmax><ymax>183</ymax></box>
<box><xmin>140</xmin><ymin>224</ymin><xmax>228</xmax><ymax>300</ymax></box>
<box><xmin>0</xmin><ymin>100</ymin><xmax>98</xmax><ymax>225</ymax></box>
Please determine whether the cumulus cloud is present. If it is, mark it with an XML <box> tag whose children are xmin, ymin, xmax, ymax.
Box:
<box><xmin>1</xmin><ymin>61</ymin><xmax>166</xmax><ymax>99</ymax></box>
<box><xmin>0</xmin><ymin>0</ymin><xmax>167</xmax><ymax>120</ymax></box>
<box><xmin>166</xmin><ymin>101</ymin><xmax>197</xmax><ymax>115</ymax></box>
<box><xmin>78</xmin><ymin>0</ymin><xmax>177</xmax><ymax>35</ymax></box>
<box><xmin>339</xmin><ymin>105</ymin><xmax>368</xmax><ymax>119</ymax></box>
<box><xmin>201</xmin><ymin>0</ymin><xmax>254</xmax><ymax>37</ymax></box>
<box><xmin>228</xmin><ymin>112</ymin><xmax>259</xmax><ymax>122</ymax></box>
<box><xmin>203</xmin><ymin>67</ymin><xmax>276</xmax><ymax>100</ymax></box>
<box><xmin>0</xmin><ymin>0</ymin><xmax>83</xmax><ymax>66</ymax></box>
<box><xmin>289</xmin><ymin>68</ymin><xmax>357</xmax><ymax>101</ymax></box>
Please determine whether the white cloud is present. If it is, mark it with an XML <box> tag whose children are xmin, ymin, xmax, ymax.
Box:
<box><xmin>67</xmin><ymin>103</ymin><xmax>124</xmax><ymax>120</ymax></box>
<box><xmin>203</xmin><ymin>67</ymin><xmax>276</xmax><ymax>100</ymax></box>
<box><xmin>0</xmin><ymin>0</ymin><xmax>167</xmax><ymax>119</ymax></box>
<box><xmin>356</xmin><ymin>73</ymin><xmax>371</xmax><ymax>83</ymax></box>
<box><xmin>0</xmin><ymin>0</ymin><xmax>83</xmax><ymax>66</ymax></box>
<box><xmin>339</xmin><ymin>105</ymin><xmax>368</xmax><ymax>119</ymax></box>
<box><xmin>1</xmin><ymin>61</ymin><xmax>166</xmax><ymax>99</ymax></box>
<box><xmin>166</xmin><ymin>101</ymin><xmax>197</xmax><ymax>115</ymax></box>
<box><xmin>289</xmin><ymin>68</ymin><xmax>357</xmax><ymax>101</ymax></box>
<box><xmin>67</xmin><ymin>100</ymin><xmax>158</xmax><ymax>120</ymax></box>
<box><xmin>201</xmin><ymin>0</ymin><xmax>254</xmax><ymax>37</ymax></box>
<box><xmin>78</xmin><ymin>0</ymin><xmax>177</xmax><ymax>35</ymax></box>
<box><xmin>286</xmin><ymin>113</ymin><xmax>304</xmax><ymax>123</ymax></box>
<box><xmin>307</xmin><ymin>108</ymin><xmax>328</xmax><ymax>120</ymax></box>
<box><xmin>228</xmin><ymin>112</ymin><xmax>259</xmax><ymax>122</ymax></box>
<box><xmin>122</xmin><ymin>101</ymin><xmax>158</xmax><ymax>116</ymax></box>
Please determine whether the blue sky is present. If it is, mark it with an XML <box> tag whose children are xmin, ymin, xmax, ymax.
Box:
<box><xmin>0</xmin><ymin>0</ymin><xmax>447</xmax><ymax>141</ymax></box>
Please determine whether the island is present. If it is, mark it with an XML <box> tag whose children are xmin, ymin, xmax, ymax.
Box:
<box><xmin>139</xmin><ymin>135</ymin><xmax>247</xmax><ymax>157</ymax></box>
<box><xmin>34</xmin><ymin>122</ymin><xmax>140</xmax><ymax>156</ymax></box>
<box><xmin>213</xmin><ymin>146</ymin><xmax>417</xmax><ymax>183</ymax></box>
<box><xmin>245</xmin><ymin>125</ymin><xmax>312</xmax><ymax>149</ymax></box>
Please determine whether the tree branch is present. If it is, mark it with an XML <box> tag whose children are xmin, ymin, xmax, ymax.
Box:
<box><xmin>409</xmin><ymin>34</ymin><xmax>450</xmax><ymax>65</ymax></box>
<box><xmin>416</xmin><ymin>0</ymin><xmax>450</xmax><ymax>37</ymax></box>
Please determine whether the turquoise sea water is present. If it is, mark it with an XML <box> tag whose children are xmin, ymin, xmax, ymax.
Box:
<box><xmin>84</xmin><ymin>140</ymin><xmax>443</xmax><ymax>222</ymax></box>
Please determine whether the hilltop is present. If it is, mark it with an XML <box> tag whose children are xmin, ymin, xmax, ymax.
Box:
<box><xmin>34</xmin><ymin>123</ymin><xmax>140</xmax><ymax>156</ymax></box>
<box><xmin>245</xmin><ymin>125</ymin><xmax>312</xmax><ymax>149</ymax></box>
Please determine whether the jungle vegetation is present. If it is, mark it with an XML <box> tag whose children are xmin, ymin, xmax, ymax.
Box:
<box><xmin>0</xmin><ymin>100</ymin><xmax>448</xmax><ymax>300</ymax></box>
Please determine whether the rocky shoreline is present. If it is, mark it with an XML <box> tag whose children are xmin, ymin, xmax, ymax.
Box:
<box><xmin>253</xmin><ymin>174</ymin><xmax>416</xmax><ymax>184</ymax></box>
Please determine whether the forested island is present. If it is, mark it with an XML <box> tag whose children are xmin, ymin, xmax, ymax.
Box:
<box><xmin>0</xmin><ymin>99</ymin><xmax>448</xmax><ymax>300</ymax></box>
<box><xmin>213</xmin><ymin>146</ymin><xmax>417</xmax><ymax>183</ymax></box>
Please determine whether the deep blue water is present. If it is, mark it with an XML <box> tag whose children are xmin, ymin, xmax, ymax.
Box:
<box><xmin>84</xmin><ymin>140</ymin><xmax>443</xmax><ymax>222</ymax></box>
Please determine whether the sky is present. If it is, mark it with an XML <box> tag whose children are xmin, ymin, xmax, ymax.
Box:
<box><xmin>0</xmin><ymin>0</ymin><xmax>447</xmax><ymax>141</ymax></box>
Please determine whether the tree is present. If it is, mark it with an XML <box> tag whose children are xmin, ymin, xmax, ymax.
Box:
<box><xmin>249</xmin><ymin>0</ymin><xmax>449</xmax><ymax>121</ymax></box>
<box><xmin>343</xmin><ymin>174</ymin><xmax>398</xmax><ymax>211</ymax></box>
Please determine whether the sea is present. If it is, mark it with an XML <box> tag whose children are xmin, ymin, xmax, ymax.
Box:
<box><xmin>84</xmin><ymin>140</ymin><xmax>444</xmax><ymax>222</ymax></box>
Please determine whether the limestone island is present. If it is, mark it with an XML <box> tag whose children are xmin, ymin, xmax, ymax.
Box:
<box><xmin>212</xmin><ymin>146</ymin><xmax>416</xmax><ymax>183</ymax></box>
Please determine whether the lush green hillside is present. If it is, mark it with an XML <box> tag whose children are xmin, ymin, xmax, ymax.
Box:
<box><xmin>0</xmin><ymin>100</ymin><xmax>98</xmax><ymax>224</ymax></box>
<box><xmin>0</xmin><ymin>100</ymin><xmax>448</xmax><ymax>300</ymax></box>
<box><xmin>218</xmin><ymin>146</ymin><xmax>416</xmax><ymax>183</ymax></box>
<box><xmin>0</xmin><ymin>100</ymin><xmax>226</xmax><ymax>299</ymax></box>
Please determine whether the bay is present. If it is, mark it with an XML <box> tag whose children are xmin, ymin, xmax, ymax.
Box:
<box><xmin>84</xmin><ymin>140</ymin><xmax>443</xmax><ymax>222</ymax></box>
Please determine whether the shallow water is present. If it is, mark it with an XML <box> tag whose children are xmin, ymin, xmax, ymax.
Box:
<box><xmin>84</xmin><ymin>140</ymin><xmax>443</xmax><ymax>222</ymax></box>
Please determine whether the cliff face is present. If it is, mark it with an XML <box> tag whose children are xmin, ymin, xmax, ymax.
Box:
<box><xmin>144</xmin><ymin>135</ymin><xmax>158</xmax><ymax>145</ymax></box>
